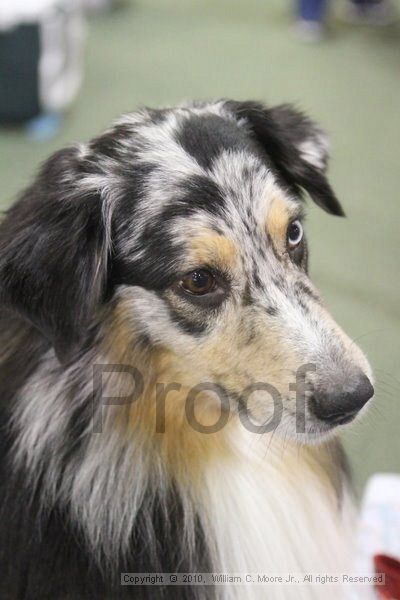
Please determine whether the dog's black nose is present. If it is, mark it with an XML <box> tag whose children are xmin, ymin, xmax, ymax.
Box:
<box><xmin>310</xmin><ymin>375</ymin><xmax>374</xmax><ymax>425</ymax></box>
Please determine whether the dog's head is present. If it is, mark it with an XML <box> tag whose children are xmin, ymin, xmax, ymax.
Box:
<box><xmin>0</xmin><ymin>100</ymin><xmax>373</xmax><ymax>442</ymax></box>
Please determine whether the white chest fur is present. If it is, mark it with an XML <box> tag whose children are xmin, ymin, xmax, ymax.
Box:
<box><xmin>198</xmin><ymin>431</ymin><xmax>355</xmax><ymax>600</ymax></box>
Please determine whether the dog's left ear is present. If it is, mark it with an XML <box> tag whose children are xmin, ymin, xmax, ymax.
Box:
<box><xmin>0</xmin><ymin>146</ymin><xmax>112</xmax><ymax>363</ymax></box>
<box><xmin>228</xmin><ymin>101</ymin><xmax>344</xmax><ymax>216</ymax></box>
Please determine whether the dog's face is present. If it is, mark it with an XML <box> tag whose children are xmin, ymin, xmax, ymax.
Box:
<box><xmin>0</xmin><ymin>100</ymin><xmax>373</xmax><ymax>442</ymax></box>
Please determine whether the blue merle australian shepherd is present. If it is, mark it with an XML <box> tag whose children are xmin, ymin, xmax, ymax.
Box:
<box><xmin>0</xmin><ymin>100</ymin><xmax>374</xmax><ymax>600</ymax></box>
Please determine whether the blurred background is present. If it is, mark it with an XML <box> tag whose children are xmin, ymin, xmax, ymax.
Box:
<box><xmin>0</xmin><ymin>0</ymin><xmax>399</xmax><ymax>495</ymax></box>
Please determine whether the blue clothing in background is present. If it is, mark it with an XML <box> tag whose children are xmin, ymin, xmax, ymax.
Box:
<box><xmin>298</xmin><ymin>0</ymin><xmax>328</xmax><ymax>22</ymax></box>
<box><xmin>298</xmin><ymin>0</ymin><xmax>381</xmax><ymax>22</ymax></box>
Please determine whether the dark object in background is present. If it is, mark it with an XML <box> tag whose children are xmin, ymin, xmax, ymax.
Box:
<box><xmin>374</xmin><ymin>555</ymin><xmax>400</xmax><ymax>599</ymax></box>
<box><xmin>298</xmin><ymin>0</ymin><xmax>328</xmax><ymax>22</ymax></box>
<box><xmin>296</xmin><ymin>0</ymin><xmax>398</xmax><ymax>28</ymax></box>
<box><xmin>0</xmin><ymin>0</ymin><xmax>85</xmax><ymax>124</ymax></box>
<box><xmin>0</xmin><ymin>24</ymin><xmax>41</xmax><ymax>122</ymax></box>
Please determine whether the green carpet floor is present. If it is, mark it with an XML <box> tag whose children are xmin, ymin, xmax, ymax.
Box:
<box><xmin>1</xmin><ymin>0</ymin><xmax>399</xmax><ymax>493</ymax></box>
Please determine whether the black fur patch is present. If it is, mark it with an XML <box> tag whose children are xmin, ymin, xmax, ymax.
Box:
<box><xmin>113</xmin><ymin>224</ymin><xmax>181</xmax><ymax>292</ymax></box>
<box><xmin>242</xmin><ymin>283</ymin><xmax>253</xmax><ymax>306</ymax></box>
<box><xmin>0</xmin><ymin>311</ymin><xmax>49</xmax><ymax>410</ymax></box>
<box><xmin>295</xmin><ymin>280</ymin><xmax>320</xmax><ymax>303</ymax></box>
<box><xmin>176</xmin><ymin>113</ymin><xmax>250</xmax><ymax>170</ymax></box>
<box><xmin>0</xmin><ymin>148</ymin><xmax>110</xmax><ymax>362</ymax></box>
<box><xmin>156</xmin><ymin>174</ymin><xmax>227</xmax><ymax>220</ymax></box>
<box><xmin>0</xmin><ymin>456</ymin><xmax>215</xmax><ymax>599</ymax></box>
<box><xmin>166</xmin><ymin>305</ymin><xmax>208</xmax><ymax>336</ymax></box>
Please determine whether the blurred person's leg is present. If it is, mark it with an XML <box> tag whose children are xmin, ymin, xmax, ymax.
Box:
<box><xmin>298</xmin><ymin>0</ymin><xmax>328</xmax><ymax>22</ymax></box>
<box><xmin>346</xmin><ymin>0</ymin><xmax>398</xmax><ymax>25</ymax></box>
<box><xmin>295</xmin><ymin>0</ymin><xmax>329</xmax><ymax>41</ymax></box>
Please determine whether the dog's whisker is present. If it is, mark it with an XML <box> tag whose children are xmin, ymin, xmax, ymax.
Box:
<box><xmin>376</xmin><ymin>371</ymin><xmax>400</xmax><ymax>389</ymax></box>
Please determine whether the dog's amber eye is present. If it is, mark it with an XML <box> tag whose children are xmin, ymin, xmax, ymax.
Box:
<box><xmin>180</xmin><ymin>269</ymin><xmax>216</xmax><ymax>295</ymax></box>
<box><xmin>287</xmin><ymin>220</ymin><xmax>303</xmax><ymax>248</ymax></box>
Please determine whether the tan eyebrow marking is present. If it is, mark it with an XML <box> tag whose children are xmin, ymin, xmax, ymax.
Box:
<box><xmin>266</xmin><ymin>196</ymin><xmax>291</xmax><ymax>243</ymax></box>
<box><xmin>189</xmin><ymin>231</ymin><xmax>238</xmax><ymax>269</ymax></box>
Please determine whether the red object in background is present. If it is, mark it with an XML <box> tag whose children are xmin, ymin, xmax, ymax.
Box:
<box><xmin>375</xmin><ymin>554</ymin><xmax>400</xmax><ymax>599</ymax></box>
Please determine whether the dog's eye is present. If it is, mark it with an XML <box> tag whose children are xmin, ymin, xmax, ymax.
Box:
<box><xmin>180</xmin><ymin>269</ymin><xmax>216</xmax><ymax>295</ymax></box>
<box><xmin>287</xmin><ymin>220</ymin><xmax>303</xmax><ymax>248</ymax></box>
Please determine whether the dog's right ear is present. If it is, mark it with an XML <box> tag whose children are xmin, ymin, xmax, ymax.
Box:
<box><xmin>0</xmin><ymin>146</ymin><xmax>112</xmax><ymax>363</ymax></box>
